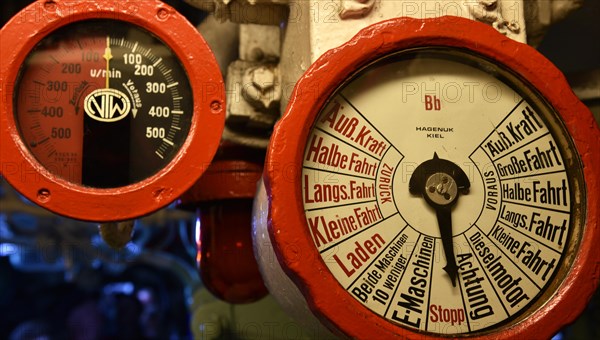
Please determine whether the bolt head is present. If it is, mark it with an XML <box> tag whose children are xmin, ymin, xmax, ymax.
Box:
<box><xmin>250</xmin><ymin>67</ymin><xmax>275</xmax><ymax>92</ymax></box>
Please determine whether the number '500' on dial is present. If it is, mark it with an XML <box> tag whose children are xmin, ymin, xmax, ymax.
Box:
<box><xmin>15</xmin><ymin>20</ymin><xmax>193</xmax><ymax>188</ymax></box>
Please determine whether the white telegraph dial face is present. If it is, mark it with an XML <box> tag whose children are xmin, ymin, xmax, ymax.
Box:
<box><xmin>301</xmin><ymin>50</ymin><xmax>579</xmax><ymax>335</ymax></box>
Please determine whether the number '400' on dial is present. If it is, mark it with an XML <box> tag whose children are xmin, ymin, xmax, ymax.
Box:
<box><xmin>15</xmin><ymin>20</ymin><xmax>193</xmax><ymax>188</ymax></box>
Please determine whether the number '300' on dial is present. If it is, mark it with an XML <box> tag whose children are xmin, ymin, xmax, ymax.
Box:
<box><xmin>15</xmin><ymin>20</ymin><xmax>193</xmax><ymax>188</ymax></box>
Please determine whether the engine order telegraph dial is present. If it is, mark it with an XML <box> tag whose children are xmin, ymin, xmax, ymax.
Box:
<box><xmin>1</xmin><ymin>1</ymin><xmax>224</xmax><ymax>221</ymax></box>
<box><xmin>265</xmin><ymin>17</ymin><xmax>600</xmax><ymax>338</ymax></box>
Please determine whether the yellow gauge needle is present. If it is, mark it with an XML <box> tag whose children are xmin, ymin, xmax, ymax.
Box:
<box><xmin>103</xmin><ymin>36</ymin><xmax>112</xmax><ymax>88</ymax></box>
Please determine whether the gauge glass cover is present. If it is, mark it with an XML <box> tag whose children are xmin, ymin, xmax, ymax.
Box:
<box><xmin>301</xmin><ymin>48</ymin><xmax>584</xmax><ymax>335</ymax></box>
<box><xmin>14</xmin><ymin>20</ymin><xmax>194</xmax><ymax>188</ymax></box>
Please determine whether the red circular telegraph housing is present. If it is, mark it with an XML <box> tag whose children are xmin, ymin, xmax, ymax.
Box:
<box><xmin>0</xmin><ymin>0</ymin><xmax>225</xmax><ymax>221</ymax></box>
<box><xmin>265</xmin><ymin>16</ymin><xmax>600</xmax><ymax>338</ymax></box>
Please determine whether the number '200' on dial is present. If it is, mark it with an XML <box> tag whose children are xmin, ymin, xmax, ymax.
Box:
<box><xmin>301</xmin><ymin>50</ymin><xmax>580</xmax><ymax>334</ymax></box>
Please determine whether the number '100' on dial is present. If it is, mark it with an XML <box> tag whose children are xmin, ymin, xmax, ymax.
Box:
<box><xmin>15</xmin><ymin>20</ymin><xmax>193</xmax><ymax>188</ymax></box>
<box><xmin>301</xmin><ymin>49</ymin><xmax>584</xmax><ymax>335</ymax></box>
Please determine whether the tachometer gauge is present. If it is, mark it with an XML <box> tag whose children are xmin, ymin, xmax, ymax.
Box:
<box><xmin>1</xmin><ymin>0</ymin><xmax>224</xmax><ymax>221</ymax></box>
<box><xmin>263</xmin><ymin>17</ymin><xmax>600</xmax><ymax>338</ymax></box>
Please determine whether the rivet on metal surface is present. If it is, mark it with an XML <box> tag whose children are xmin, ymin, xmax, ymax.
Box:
<box><xmin>44</xmin><ymin>1</ymin><xmax>57</xmax><ymax>12</ymax></box>
<box><xmin>210</xmin><ymin>100</ymin><xmax>222</xmax><ymax>113</ymax></box>
<box><xmin>157</xmin><ymin>8</ymin><xmax>170</xmax><ymax>21</ymax></box>
<box><xmin>37</xmin><ymin>188</ymin><xmax>51</xmax><ymax>203</ymax></box>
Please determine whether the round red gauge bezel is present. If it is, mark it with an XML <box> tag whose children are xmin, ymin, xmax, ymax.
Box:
<box><xmin>265</xmin><ymin>16</ymin><xmax>600</xmax><ymax>339</ymax></box>
<box><xmin>0</xmin><ymin>0</ymin><xmax>225</xmax><ymax>221</ymax></box>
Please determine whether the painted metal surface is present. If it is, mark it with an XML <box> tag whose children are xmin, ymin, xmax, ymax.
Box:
<box><xmin>0</xmin><ymin>0</ymin><xmax>225</xmax><ymax>222</ymax></box>
<box><xmin>179</xmin><ymin>160</ymin><xmax>263</xmax><ymax>202</ymax></box>
<box><xmin>178</xmin><ymin>143</ymin><xmax>268</xmax><ymax>304</ymax></box>
<box><xmin>264</xmin><ymin>16</ymin><xmax>600</xmax><ymax>338</ymax></box>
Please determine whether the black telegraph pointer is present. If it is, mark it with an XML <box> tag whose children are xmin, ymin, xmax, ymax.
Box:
<box><xmin>409</xmin><ymin>153</ymin><xmax>470</xmax><ymax>287</ymax></box>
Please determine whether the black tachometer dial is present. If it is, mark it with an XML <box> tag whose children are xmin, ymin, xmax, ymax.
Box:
<box><xmin>15</xmin><ymin>20</ymin><xmax>194</xmax><ymax>188</ymax></box>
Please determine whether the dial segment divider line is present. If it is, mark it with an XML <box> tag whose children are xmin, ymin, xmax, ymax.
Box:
<box><xmin>477</xmin><ymin>222</ymin><xmax>542</xmax><ymax>290</ymax></box>
<box><xmin>332</xmin><ymin>81</ymin><xmax>415</xmax><ymax>238</ymax></box>
<box><xmin>463</xmin><ymin>231</ymin><xmax>511</xmax><ymax>317</ymax></box>
<box><xmin>424</xmin><ymin>237</ymin><xmax>437</xmax><ymax>331</ymax></box>
<box><xmin>383</xmin><ymin>232</ymin><xmax>421</xmax><ymax>318</ymax></box>
<box><xmin>490</xmin><ymin>131</ymin><xmax>551</xmax><ymax>163</ymax></box>
<box><xmin>302</xmin><ymin>131</ymin><xmax>382</xmax><ymax>212</ymax></box>
<box><xmin>456</xmin><ymin>256</ymin><xmax>473</xmax><ymax>333</ymax></box>
<box><xmin>343</xmin><ymin>223</ymin><xmax>409</xmax><ymax>290</ymax></box>
<box><xmin>391</xmin><ymin>156</ymin><xmax>411</xmax><ymax>229</ymax></box>
<box><xmin>302</xmin><ymin>165</ymin><xmax>376</xmax><ymax>181</ymax></box>
<box><xmin>373</xmin><ymin>147</ymin><xmax>390</xmax><ymax>221</ymax></box>
<box><xmin>318</xmin><ymin>211</ymin><xmax>400</xmax><ymax>254</ymax></box>
<box><xmin>469</xmin><ymin>98</ymin><xmax>526</xmax><ymax>159</ymax></box>
<box><xmin>468</xmin><ymin>153</ymin><xmax>498</xmax><ymax>228</ymax></box>
<box><xmin>500</xmin><ymin>199</ymin><xmax>570</xmax><ymax>215</ymax></box>
<box><xmin>493</xmin><ymin>219</ymin><xmax>562</xmax><ymax>256</ymax></box>
<box><xmin>474</xmin><ymin>225</ymin><xmax>541</xmax><ymax>290</ymax></box>
<box><xmin>305</xmin><ymin>199</ymin><xmax>377</xmax><ymax>213</ymax></box>
<box><xmin>372</xmin><ymin>144</ymin><xmax>402</xmax><ymax>222</ymax></box>
<box><xmin>497</xmin><ymin>168</ymin><xmax>566</xmax><ymax>182</ymax></box>
<box><xmin>338</xmin><ymin>93</ymin><xmax>404</xmax><ymax>157</ymax></box>
<box><xmin>313</xmin><ymin>126</ymin><xmax>382</xmax><ymax>162</ymax></box>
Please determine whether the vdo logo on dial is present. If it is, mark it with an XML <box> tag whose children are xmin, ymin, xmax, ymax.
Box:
<box><xmin>84</xmin><ymin>88</ymin><xmax>131</xmax><ymax>122</ymax></box>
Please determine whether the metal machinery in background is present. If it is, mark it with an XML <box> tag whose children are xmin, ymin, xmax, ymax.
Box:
<box><xmin>1</xmin><ymin>0</ymin><xmax>599</xmax><ymax>339</ymax></box>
